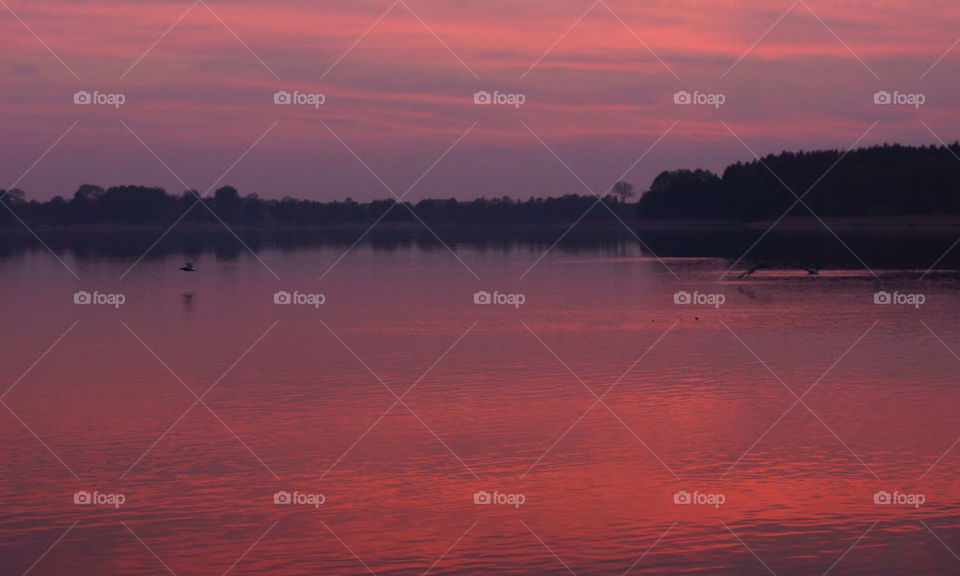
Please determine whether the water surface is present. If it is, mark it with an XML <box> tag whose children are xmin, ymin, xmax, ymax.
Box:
<box><xmin>1</xmin><ymin>241</ymin><xmax>959</xmax><ymax>575</ymax></box>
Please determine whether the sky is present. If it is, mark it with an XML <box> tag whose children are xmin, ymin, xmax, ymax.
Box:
<box><xmin>1</xmin><ymin>0</ymin><xmax>959</xmax><ymax>201</ymax></box>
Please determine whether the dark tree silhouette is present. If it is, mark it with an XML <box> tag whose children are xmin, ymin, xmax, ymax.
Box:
<box><xmin>637</xmin><ymin>143</ymin><xmax>960</xmax><ymax>220</ymax></box>
<box><xmin>2</xmin><ymin>142</ymin><xmax>959</xmax><ymax>229</ymax></box>
<box><xmin>611</xmin><ymin>181</ymin><xmax>634</xmax><ymax>203</ymax></box>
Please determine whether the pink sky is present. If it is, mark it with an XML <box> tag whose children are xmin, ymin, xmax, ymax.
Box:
<box><xmin>1</xmin><ymin>0</ymin><xmax>959</xmax><ymax>200</ymax></box>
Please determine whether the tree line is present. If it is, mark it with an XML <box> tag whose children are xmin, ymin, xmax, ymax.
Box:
<box><xmin>0</xmin><ymin>184</ymin><xmax>634</xmax><ymax>228</ymax></box>
<box><xmin>636</xmin><ymin>142</ymin><xmax>960</xmax><ymax>219</ymax></box>
<box><xmin>3</xmin><ymin>142</ymin><xmax>960</xmax><ymax>228</ymax></box>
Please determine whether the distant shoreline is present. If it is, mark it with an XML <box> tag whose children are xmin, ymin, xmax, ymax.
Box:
<box><xmin>5</xmin><ymin>215</ymin><xmax>960</xmax><ymax>234</ymax></box>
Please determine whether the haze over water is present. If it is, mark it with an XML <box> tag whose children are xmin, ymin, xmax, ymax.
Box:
<box><xmin>2</xmin><ymin>243</ymin><xmax>959</xmax><ymax>575</ymax></box>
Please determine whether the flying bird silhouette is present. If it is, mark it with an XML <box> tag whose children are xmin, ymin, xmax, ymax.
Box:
<box><xmin>737</xmin><ymin>263</ymin><xmax>769</xmax><ymax>279</ymax></box>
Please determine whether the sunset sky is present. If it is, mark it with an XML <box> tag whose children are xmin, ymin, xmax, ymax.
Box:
<box><xmin>2</xmin><ymin>0</ymin><xmax>959</xmax><ymax>201</ymax></box>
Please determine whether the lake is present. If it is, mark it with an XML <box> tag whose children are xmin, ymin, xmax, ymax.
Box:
<box><xmin>1</xmin><ymin>238</ymin><xmax>959</xmax><ymax>575</ymax></box>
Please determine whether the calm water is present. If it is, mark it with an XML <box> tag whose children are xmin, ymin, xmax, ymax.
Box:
<box><xmin>2</xmin><ymin>241</ymin><xmax>960</xmax><ymax>575</ymax></box>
